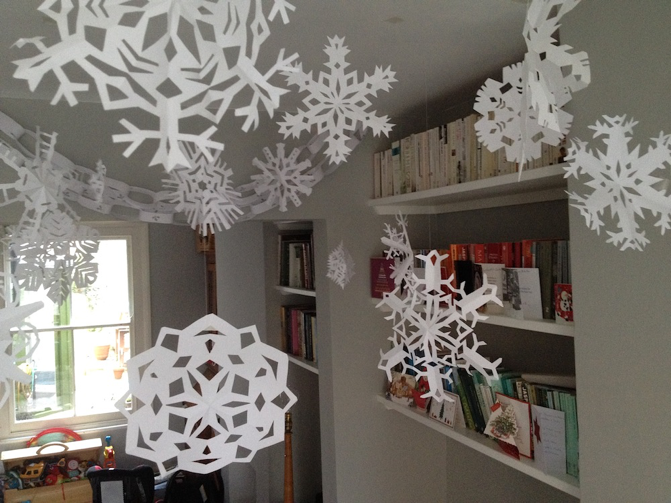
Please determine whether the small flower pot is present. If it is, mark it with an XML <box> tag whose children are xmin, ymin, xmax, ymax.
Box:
<box><xmin>94</xmin><ymin>345</ymin><xmax>110</xmax><ymax>361</ymax></box>
<box><xmin>113</xmin><ymin>367</ymin><xmax>125</xmax><ymax>380</ymax></box>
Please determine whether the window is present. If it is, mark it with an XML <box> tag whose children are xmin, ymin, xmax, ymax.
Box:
<box><xmin>1</xmin><ymin>222</ymin><xmax>151</xmax><ymax>436</ymax></box>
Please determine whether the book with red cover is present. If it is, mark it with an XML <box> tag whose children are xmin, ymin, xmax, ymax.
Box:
<box><xmin>485</xmin><ymin>242</ymin><xmax>502</xmax><ymax>264</ymax></box>
<box><xmin>370</xmin><ymin>257</ymin><xmax>396</xmax><ymax>298</ymax></box>
<box><xmin>472</xmin><ymin>243</ymin><xmax>486</xmax><ymax>263</ymax></box>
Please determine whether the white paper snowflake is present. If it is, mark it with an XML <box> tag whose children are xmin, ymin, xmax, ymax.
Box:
<box><xmin>565</xmin><ymin>115</ymin><xmax>671</xmax><ymax>251</ymax></box>
<box><xmin>474</xmin><ymin>62</ymin><xmax>569</xmax><ymax>167</ymax></box>
<box><xmin>278</xmin><ymin>36</ymin><xmax>396</xmax><ymax>165</ymax></box>
<box><xmin>524</xmin><ymin>0</ymin><xmax>590</xmax><ymax>133</ymax></box>
<box><xmin>377</xmin><ymin>250</ymin><xmax>503</xmax><ymax>403</ymax></box>
<box><xmin>326</xmin><ymin>241</ymin><xmax>355</xmax><ymax>289</ymax></box>
<box><xmin>14</xmin><ymin>0</ymin><xmax>299</xmax><ymax>172</ymax></box>
<box><xmin>250</xmin><ymin>143</ymin><xmax>314</xmax><ymax>213</ymax></box>
<box><xmin>10</xmin><ymin>217</ymin><xmax>100</xmax><ymax>305</ymax></box>
<box><xmin>164</xmin><ymin>145</ymin><xmax>243</xmax><ymax>235</ymax></box>
<box><xmin>117</xmin><ymin>313</ymin><xmax>297</xmax><ymax>476</ymax></box>
<box><xmin>381</xmin><ymin>214</ymin><xmax>414</xmax><ymax>287</ymax></box>
<box><xmin>0</xmin><ymin>302</ymin><xmax>43</xmax><ymax>409</ymax></box>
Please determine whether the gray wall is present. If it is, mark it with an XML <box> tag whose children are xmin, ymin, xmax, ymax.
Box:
<box><xmin>564</xmin><ymin>2</ymin><xmax>671</xmax><ymax>502</ymax></box>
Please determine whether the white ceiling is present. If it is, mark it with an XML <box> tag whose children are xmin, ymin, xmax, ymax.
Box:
<box><xmin>0</xmin><ymin>0</ymin><xmax>529</xmax><ymax>192</ymax></box>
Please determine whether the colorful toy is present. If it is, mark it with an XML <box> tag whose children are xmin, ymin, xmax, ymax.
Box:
<box><xmin>103</xmin><ymin>435</ymin><xmax>116</xmax><ymax>469</ymax></box>
<box><xmin>26</xmin><ymin>427</ymin><xmax>82</xmax><ymax>447</ymax></box>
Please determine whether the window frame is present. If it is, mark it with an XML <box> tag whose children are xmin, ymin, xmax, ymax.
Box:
<box><xmin>0</xmin><ymin>221</ymin><xmax>152</xmax><ymax>439</ymax></box>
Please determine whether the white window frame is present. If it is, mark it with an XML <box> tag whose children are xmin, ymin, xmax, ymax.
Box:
<box><xmin>0</xmin><ymin>221</ymin><xmax>152</xmax><ymax>440</ymax></box>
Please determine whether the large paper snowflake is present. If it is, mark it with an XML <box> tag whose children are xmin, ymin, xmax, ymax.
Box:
<box><xmin>118</xmin><ymin>313</ymin><xmax>297</xmax><ymax>476</ymax></box>
<box><xmin>250</xmin><ymin>143</ymin><xmax>314</xmax><ymax>213</ymax></box>
<box><xmin>377</xmin><ymin>250</ymin><xmax>503</xmax><ymax>403</ymax></box>
<box><xmin>524</xmin><ymin>0</ymin><xmax>590</xmax><ymax>133</ymax></box>
<box><xmin>9</xmin><ymin>217</ymin><xmax>100</xmax><ymax>305</ymax></box>
<box><xmin>326</xmin><ymin>241</ymin><xmax>355</xmax><ymax>289</ymax></box>
<box><xmin>474</xmin><ymin>62</ymin><xmax>569</xmax><ymax>167</ymax></box>
<box><xmin>565</xmin><ymin>115</ymin><xmax>671</xmax><ymax>251</ymax></box>
<box><xmin>0</xmin><ymin>302</ymin><xmax>43</xmax><ymax>409</ymax></box>
<box><xmin>164</xmin><ymin>145</ymin><xmax>243</xmax><ymax>235</ymax></box>
<box><xmin>381</xmin><ymin>214</ymin><xmax>414</xmax><ymax>287</ymax></box>
<box><xmin>278</xmin><ymin>36</ymin><xmax>396</xmax><ymax>165</ymax></box>
<box><xmin>14</xmin><ymin>0</ymin><xmax>299</xmax><ymax>172</ymax></box>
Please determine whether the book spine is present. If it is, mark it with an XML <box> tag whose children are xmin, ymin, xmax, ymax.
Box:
<box><xmin>391</xmin><ymin>140</ymin><xmax>402</xmax><ymax>195</ymax></box>
<box><xmin>451</xmin><ymin>368</ymin><xmax>476</xmax><ymax>431</ymax></box>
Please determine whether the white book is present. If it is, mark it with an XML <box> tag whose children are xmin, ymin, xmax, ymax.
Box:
<box><xmin>503</xmin><ymin>267</ymin><xmax>543</xmax><ymax>320</ymax></box>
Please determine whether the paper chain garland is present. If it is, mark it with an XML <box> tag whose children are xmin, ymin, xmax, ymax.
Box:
<box><xmin>565</xmin><ymin>115</ymin><xmax>671</xmax><ymax>251</ymax></box>
<box><xmin>474</xmin><ymin>0</ymin><xmax>590</xmax><ymax>168</ymax></box>
<box><xmin>377</xmin><ymin>217</ymin><xmax>502</xmax><ymax>403</ymax></box>
<box><xmin>326</xmin><ymin>241</ymin><xmax>355</xmax><ymax>289</ymax></box>
<box><xmin>117</xmin><ymin>313</ymin><xmax>296</xmax><ymax>476</ymax></box>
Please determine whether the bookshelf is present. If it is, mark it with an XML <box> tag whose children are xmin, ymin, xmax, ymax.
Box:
<box><xmin>376</xmin><ymin>395</ymin><xmax>580</xmax><ymax>498</ymax></box>
<box><xmin>369</xmin><ymin>155</ymin><xmax>578</xmax><ymax>494</ymax></box>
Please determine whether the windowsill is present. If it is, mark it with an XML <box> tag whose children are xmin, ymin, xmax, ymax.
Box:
<box><xmin>0</xmin><ymin>420</ymin><xmax>128</xmax><ymax>451</ymax></box>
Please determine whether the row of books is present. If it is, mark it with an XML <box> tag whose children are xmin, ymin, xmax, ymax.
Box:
<box><xmin>278</xmin><ymin>230</ymin><xmax>315</xmax><ymax>290</ymax></box>
<box><xmin>372</xmin><ymin>239</ymin><xmax>572</xmax><ymax>323</ymax></box>
<box><xmin>372</xmin><ymin>113</ymin><xmax>566</xmax><ymax>199</ymax></box>
<box><xmin>280</xmin><ymin>305</ymin><xmax>317</xmax><ymax>363</ymax></box>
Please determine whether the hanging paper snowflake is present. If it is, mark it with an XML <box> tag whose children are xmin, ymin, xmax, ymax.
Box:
<box><xmin>164</xmin><ymin>145</ymin><xmax>243</xmax><ymax>235</ymax></box>
<box><xmin>474</xmin><ymin>62</ymin><xmax>569</xmax><ymax>167</ymax></box>
<box><xmin>278</xmin><ymin>36</ymin><xmax>396</xmax><ymax>165</ymax></box>
<box><xmin>377</xmin><ymin>249</ymin><xmax>503</xmax><ymax>403</ymax></box>
<box><xmin>326</xmin><ymin>241</ymin><xmax>355</xmax><ymax>289</ymax></box>
<box><xmin>0</xmin><ymin>302</ymin><xmax>43</xmax><ymax>409</ymax></box>
<box><xmin>14</xmin><ymin>0</ymin><xmax>299</xmax><ymax>172</ymax></box>
<box><xmin>117</xmin><ymin>313</ymin><xmax>297</xmax><ymax>476</ymax></box>
<box><xmin>524</xmin><ymin>0</ymin><xmax>590</xmax><ymax>133</ymax></box>
<box><xmin>9</xmin><ymin>216</ymin><xmax>100</xmax><ymax>305</ymax></box>
<box><xmin>565</xmin><ymin>115</ymin><xmax>671</xmax><ymax>251</ymax></box>
<box><xmin>381</xmin><ymin>213</ymin><xmax>414</xmax><ymax>287</ymax></box>
<box><xmin>250</xmin><ymin>143</ymin><xmax>314</xmax><ymax>213</ymax></box>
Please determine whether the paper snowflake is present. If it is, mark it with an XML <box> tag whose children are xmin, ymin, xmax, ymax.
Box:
<box><xmin>474</xmin><ymin>62</ymin><xmax>569</xmax><ymax>167</ymax></box>
<box><xmin>117</xmin><ymin>313</ymin><xmax>297</xmax><ymax>476</ymax></box>
<box><xmin>14</xmin><ymin>0</ymin><xmax>299</xmax><ymax>172</ymax></box>
<box><xmin>326</xmin><ymin>241</ymin><xmax>355</xmax><ymax>289</ymax></box>
<box><xmin>250</xmin><ymin>143</ymin><xmax>314</xmax><ymax>213</ymax></box>
<box><xmin>9</xmin><ymin>217</ymin><xmax>100</xmax><ymax>305</ymax></box>
<box><xmin>278</xmin><ymin>36</ymin><xmax>396</xmax><ymax>165</ymax></box>
<box><xmin>0</xmin><ymin>302</ymin><xmax>43</xmax><ymax>409</ymax></box>
<box><xmin>377</xmin><ymin>250</ymin><xmax>503</xmax><ymax>403</ymax></box>
<box><xmin>381</xmin><ymin>214</ymin><xmax>414</xmax><ymax>287</ymax></box>
<box><xmin>164</xmin><ymin>145</ymin><xmax>243</xmax><ymax>235</ymax></box>
<box><xmin>524</xmin><ymin>0</ymin><xmax>590</xmax><ymax>133</ymax></box>
<box><xmin>565</xmin><ymin>115</ymin><xmax>671</xmax><ymax>251</ymax></box>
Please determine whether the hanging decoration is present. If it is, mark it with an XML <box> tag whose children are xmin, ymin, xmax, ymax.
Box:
<box><xmin>565</xmin><ymin>115</ymin><xmax>671</xmax><ymax>251</ymax></box>
<box><xmin>250</xmin><ymin>143</ymin><xmax>314</xmax><ymax>213</ymax></box>
<box><xmin>278</xmin><ymin>36</ymin><xmax>396</xmax><ymax>165</ymax></box>
<box><xmin>164</xmin><ymin>145</ymin><xmax>243</xmax><ymax>235</ymax></box>
<box><xmin>380</xmin><ymin>213</ymin><xmax>414</xmax><ymax>287</ymax></box>
<box><xmin>377</xmin><ymin>218</ymin><xmax>502</xmax><ymax>403</ymax></box>
<box><xmin>474</xmin><ymin>0</ymin><xmax>590</xmax><ymax>169</ymax></box>
<box><xmin>0</xmin><ymin>302</ymin><xmax>43</xmax><ymax>409</ymax></box>
<box><xmin>326</xmin><ymin>241</ymin><xmax>355</xmax><ymax>289</ymax></box>
<box><xmin>117</xmin><ymin>313</ymin><xmax>297</xmax><ymax>476</ymax></box>
<box><xmin>13</xmin><ymin>0</ymin><xmax>299</xmax><ymax>172</ymax></box>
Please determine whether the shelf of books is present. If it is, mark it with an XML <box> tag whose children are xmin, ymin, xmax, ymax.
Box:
<box><xmin>287</xmin><ymin>354</ymin><xmax>319</xmax><ymax>374</ymax></box>
<box><xmin>276</xmin><ymin>285</ymin><xmax>316</xmax><ymax>297</ymax></box>
<box><xmin>369</xmin><ymin>163</ymin><xmax>568</xmax><ymax>215</ymax></box>
<box><xmin>376</xmin><ymin>394</ymin><xmax>579</xmax><ymax>497</ymax></box>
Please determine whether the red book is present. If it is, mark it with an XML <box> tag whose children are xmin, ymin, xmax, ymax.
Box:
<box><xmin>472</xmin><ymin>244</ymin><xmax>486</xmax><ymax>263</ymax></box>
<box><xmin>370</xmin><ymin>257</ymin><xmax>396</xmax><ymax>298</ymax></box>
<box><xmin>501</xmin><ymin>242</ymin><xmax>514</xmax><ymax>267</ymax></box>
<box><xmin>485</xmin><ymin>243</ymin><xmax>502</xmax><ymax>264</ymax></box>
<box><xmin>521</xmin><ymin>239</ymin><xmax>535</xmax><ymax>268</ymax></box>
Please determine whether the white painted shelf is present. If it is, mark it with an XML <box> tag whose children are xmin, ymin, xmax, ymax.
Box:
<box><xmin>276</xmin><ymin>285</ymin><xmax>316</xmax><ymax>297</ymax></box>
<box><xmin>368</xmin><ymin>164</ymin><xmax>568</xmax><ymax>215</ymax></box>
<box><xmin>287</xmin><ymin>354</ymin><xmax>319</xmax><ymax>375</ymax></box>
<box><xmin>372</xmin><ymin>299</ymin><xmax>574</xmax><ymax>337</ymax></box>
<box><xmin>376</xmin><ymin>394</ymin><xmax>580</xmax><ymax>498</ymax></box>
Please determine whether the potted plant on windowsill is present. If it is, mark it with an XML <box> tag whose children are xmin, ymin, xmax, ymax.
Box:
<box><xmin>93</xmin><ymin>344</ymin><xmax>110</xmax><ymax>361</ymax></box>
<box><xmin>113</xmin><ymin>366</ymin><xmax>125</xmax><ymax>379</ymax></box>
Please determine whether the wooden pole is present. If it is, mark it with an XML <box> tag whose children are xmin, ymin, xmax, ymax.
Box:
<box><xmin>284</xmin><ymin>412</ymin><xmax>294</xmax><ymax>503</ymax></box>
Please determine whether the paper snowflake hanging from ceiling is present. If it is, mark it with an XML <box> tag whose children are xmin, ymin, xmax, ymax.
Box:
<box><xmin>117</xmin><ymin>313</ymin><xmax>297</xmax><ymax>476</ymax></box>
<box><xmin>0</xmin><ymin>302</ymin><xmax>43</xmax><ymax>409</ymax></box>
<box><xmin>278</xmin><ymin>36</ymin><xmax>396</xmax><ymax>165</ymax></box>
<box><xmin>14</xmin><ymin>0</ymin><xmax>299</xmax><ymax>172</ymax></box>
<box><xmin>381</xmin><ymin>213</ymin><xmax>414</xmax><ymax>287</ymax></box>
<box><xmin>164</xmin><ymin>145</ymin><xmax>243</xmax><ymax>235</ymax></box>
<box><xmin>326</xmin><ymin>241</ymin><xmax>355</xmax><ymax>289</ymax></box>
<box><xmin>565</xmin><ymin>115</ymin><xmax>671</xmax><ymax>251</ymax></box>
<box><xmin>377</xmin><ymin>250</ymin><xmax>502</xmax><ymax>403</ymax></box>
<box><xmin>250</xmin><ymin>143</ymin><xmax>314</xmax><ymax>213</ymax></box>
<box><xmin>9</xmin><ymin>217</ymin><xmax>100</xmax><ymax>306</ymax></box>
<box><xmin>524</xmin><ymin>0</ymin><xmax>590</xmax><ymax>133</ymax></box>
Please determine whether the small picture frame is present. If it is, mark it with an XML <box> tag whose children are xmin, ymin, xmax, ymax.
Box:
<box><xmin>428</xmin><ymin>394</ymin><xmax>458</xmax><ymax>428</ymax></box>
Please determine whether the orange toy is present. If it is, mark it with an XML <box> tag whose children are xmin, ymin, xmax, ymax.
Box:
<box><xmin>103</xmin><ymin>435</ymin><xmax>116</xmax><ymax>469</ymax></box>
